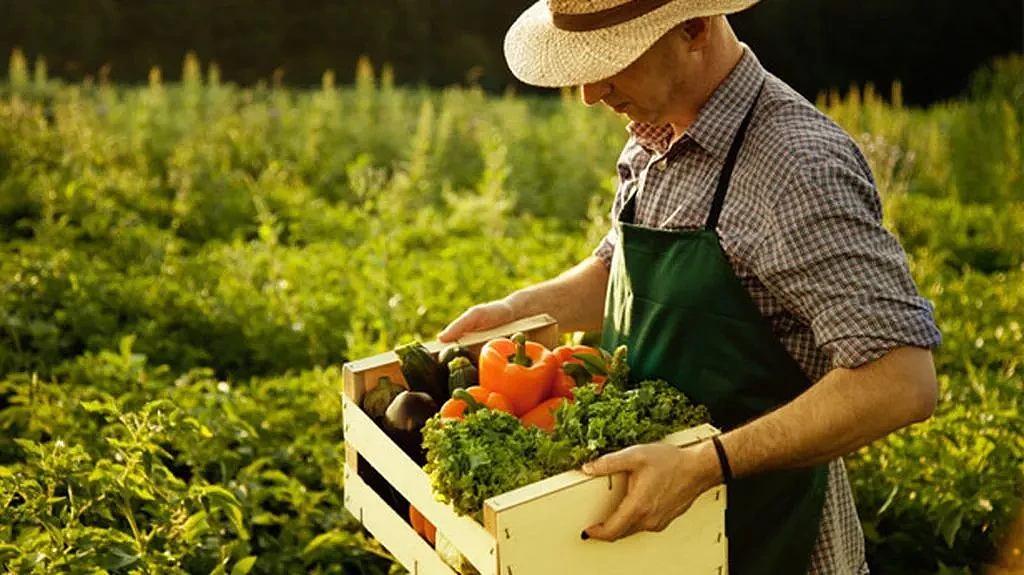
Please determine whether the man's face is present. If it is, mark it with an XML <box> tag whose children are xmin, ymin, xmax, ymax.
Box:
<box><xmin>580</xmin><ymin>22</ymin><xmax>701</xmax><ymax>124</ymax></box>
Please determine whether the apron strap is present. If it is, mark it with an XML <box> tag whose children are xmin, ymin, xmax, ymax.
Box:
<box><xmin>705</xmin><ymin>83</ymin><xmax>763</xmax><ymax>231</ymax></box>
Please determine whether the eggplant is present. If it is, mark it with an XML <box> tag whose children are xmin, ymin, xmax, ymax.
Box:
<box><xmin>383</xmin><ymin>391</ymin><xmax>438</xmax><ymax>466</ymax></box>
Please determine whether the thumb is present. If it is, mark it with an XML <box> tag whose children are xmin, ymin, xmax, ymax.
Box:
<box><xmin>582</xmin><ymin>448</ymin><xmax>642</xmax><ymax>477</ymax></box>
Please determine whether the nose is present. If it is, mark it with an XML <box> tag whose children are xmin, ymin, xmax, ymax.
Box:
<box><xmin>581</xmin><ymin>82</ymin><xmax>610</xmax><ymax>106</ymax></box>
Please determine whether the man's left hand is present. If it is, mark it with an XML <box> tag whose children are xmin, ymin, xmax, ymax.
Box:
<box><xmin>582</xmin><ymin>441</ymin><xmax>722</xmax><ymax>541</ymax></box>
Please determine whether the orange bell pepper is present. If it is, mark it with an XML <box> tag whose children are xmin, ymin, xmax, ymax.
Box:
<box><xmin>409</xmin><ymin>504</ymin><xmax>425</xmax><ymax>535</ymax></box>
<box><xmin>479</xmin><ymin>333</ymin><xmax>557</xmax><ymax>416</ymax></box>
<box><xmin>409</xmin><ymin>504</ymin><xmax>436</xmax><ymax>545</ymax></box>
<box><xmin>551</xmin><ymin>345</ymin><xmax>608</xmax><ymax>399</ymax></box>
<box><xmin>423</xmin><ymin>518</ymin><xmax>437</xmax><ymax>546</ymax></box>
<box><xmin>439</xmin><ymin>387</ymin><xmax>514</xmax><ymax>420</ymax></box>
<box><xmin>520</xmin><ymin>397</ymin><xmax>567</xmax><ymax>433</ymax></box>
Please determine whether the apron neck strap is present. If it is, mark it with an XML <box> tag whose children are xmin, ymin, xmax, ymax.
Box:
<box><xmin>705</xmin><ymin>82</ymin><xmax>764</xmax><ymax>232</ymax></box>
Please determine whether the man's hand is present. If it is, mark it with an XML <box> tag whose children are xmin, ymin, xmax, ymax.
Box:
<box><xmin>582</xmin><ymin>441</ymin><xmax>722</xmax><ymax>541</ymax></box>
<box><xmin>437</xmin><ymin>300</ymin><xmax>517</xmax><ymax>342</ymax></box>
<box><xmin>437</xmin><ymin>257</ymin><xmax>611</xmax><ymax>343</ymax></box>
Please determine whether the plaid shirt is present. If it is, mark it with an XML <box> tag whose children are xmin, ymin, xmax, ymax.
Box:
<box><xmin>593</xmin><ymin>46</ymin><xmax>942</xmax><ymax>574</ymax></box>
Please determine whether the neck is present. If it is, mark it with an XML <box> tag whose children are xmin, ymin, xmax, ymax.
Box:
<box><xmin>666</xmin><ymin>38</ymin><xmax>745</xmax><ymax>140</ymax></box>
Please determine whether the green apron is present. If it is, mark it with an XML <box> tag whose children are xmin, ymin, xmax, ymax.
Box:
<box><xmin>601</xmin><ymin>85</ymin><xmax>828</xmax><ymax>575</ymax></box>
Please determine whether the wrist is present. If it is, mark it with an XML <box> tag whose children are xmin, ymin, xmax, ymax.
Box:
<box><xmin>690</xmin><ymin>438</ymin><xmax>725</xmax><ymax>491</ymax></box>
<box><xmin>500</xmin><ymin>291</ymin><xmax>527</xmax><ymax>320</ymax></box>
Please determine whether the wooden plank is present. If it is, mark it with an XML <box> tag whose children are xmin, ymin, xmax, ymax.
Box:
<box><xmin>452</xmin><ymin>311</ymin><xmax>557</xmax><ymax>347</ymax></box>
<box><xmin>486</xmin><ymin>423</ymin><xmax>725</xmax><ymax>575</ymax></box>
<box><xmin>344</xmin><ymin>361</ymin><xmax>409</xmax><ymax>404</ymax></box>
<box><xmin>494</xmin><ymin>483</ymin><xmax>726</xmax><ymax>575</ymax></box>
<box><xmin>527</xmin><ymin>321</ymin><xmax>560</xmax><ymax>350</ymax></box>
<box><xmin>345</xmin><ymin>443</ymin><xmax>359</xmax><ymax>471</ymax></box>
<box><xmin>342</xmin><ymin>314</ymin><xmax>558</xmax><ymax>375</ymax></box>
<box><xmin>344</xmin><ymin>466</ymin><xmax>457</xmax><ymax>575</ymax></box>
<box><xmin>343</xmin><ymin>394</ymin><xmax>498</xmax><ymax>575</ymax></box>
<box><xmin>342</xmin><ymin>363</ymin><xmax>365</xmax><ymax>404</ymax></box>
<box><xmin>485</xmin><ymin>424</ymin><xmax>720</xmax><ymax>514</ymax></box>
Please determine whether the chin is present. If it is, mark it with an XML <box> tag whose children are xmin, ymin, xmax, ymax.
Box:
<box><xmin>626</xmin><ymin>109</ymin><xmax>657</xmax><ymax>124</ymax></box>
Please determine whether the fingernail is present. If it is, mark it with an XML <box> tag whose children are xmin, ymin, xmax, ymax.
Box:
<box><xmin>580</xmin><ymin>531</ymin><xmax>590</xmax><ymax>540</ymax></box>
<box><xmin>582</xmin><ymin>463</ymin><xmax>593</xmax><ymax>474</ymax></box>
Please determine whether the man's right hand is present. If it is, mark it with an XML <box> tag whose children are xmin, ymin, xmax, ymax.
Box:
<box><xmin>436</xmin><ymin>300</ymin><xmax>517</xmax><ymax>343</ymax></box>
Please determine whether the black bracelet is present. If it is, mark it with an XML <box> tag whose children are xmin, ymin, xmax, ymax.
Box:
<box><xmin>711</xmin><ymin>435</ymin><xmax>733</xmax><ymax>485</ymax></box>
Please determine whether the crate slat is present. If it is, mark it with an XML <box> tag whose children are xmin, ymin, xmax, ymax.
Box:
<box><xmin>485</xmin><ymin>424</ymin><xmax>727</xmax><ymax>575</ymax></box>
<box><xmin>343</xmin><ymin>313</ymin><xmax>559</xmax><ymax>376</ymax></box>
<box><xmin>494</xmin><ymin>484</ymin><xmax>725</xmax><ymax>575</ymax></box>
<box><xmin>344</xmin><ymin>466</ymin><xmax>456</xmax><ymax>575</ymax></box>
<box><xmin>343</xmin><ymin>393</ymin><xmax>497</xmax><ymax>575</ymax></box>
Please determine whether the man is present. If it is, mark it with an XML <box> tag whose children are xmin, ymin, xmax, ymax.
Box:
<box><xmin>438</xmin><ymin>0</ymin><xmax>942</xmax><ymax>573</ymax></box>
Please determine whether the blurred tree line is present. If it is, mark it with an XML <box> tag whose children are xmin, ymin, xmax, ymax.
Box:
<box><xmin>0</xmin><ymin>0</ymin><xmax>1020</xmax><ymax>106</ymax></box>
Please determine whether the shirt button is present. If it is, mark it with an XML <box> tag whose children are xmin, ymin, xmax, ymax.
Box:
<box><xmin>655</xmin><ymin>160</ymin><xmax>667</xmax><ymax>171</ymax></box>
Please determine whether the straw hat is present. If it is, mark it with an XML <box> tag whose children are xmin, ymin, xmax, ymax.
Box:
<box><xmin>504</xmin><ymin>0</ymin><xmax>760</xmax><ymax>88</ymax></box>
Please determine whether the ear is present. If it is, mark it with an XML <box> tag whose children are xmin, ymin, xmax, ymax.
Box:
<box><xmin>679</xmin><ymin>17</ymin><xmax>712</xmax><ymax>51</ymax></box>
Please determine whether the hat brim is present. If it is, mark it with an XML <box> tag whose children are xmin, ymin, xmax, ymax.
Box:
<box><xmin>504</xmin><ymin>0</ymin><xmax>759</xmax><ymax>88</ymax></box>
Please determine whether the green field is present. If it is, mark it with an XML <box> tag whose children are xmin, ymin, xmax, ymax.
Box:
<box><xmin>1</xmin><ymin>50</ymin><xmax>1021</xmax><ymax>574</ymax></box>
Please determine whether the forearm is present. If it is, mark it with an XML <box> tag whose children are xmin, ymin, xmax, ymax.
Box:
<box><xmin>720</xmin><ymin>346</ymin><xmax>938</xmax><ymax>478</ymax></box>
<box><xmin>503</xmin><ymin>256</ymin><xmax>610</xmax><ymax>334</ymax></box>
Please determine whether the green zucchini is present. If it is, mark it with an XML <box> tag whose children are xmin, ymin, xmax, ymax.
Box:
<box><xmin>447</xmin><ymin>357</ymin><xmax>479</xmax><ymax>396</ymax></box>
<box><xmin>362</xmin><ymin>375</ymin><xmax>404</xmax><ymax>422</ymax></box>
<box><xmin>438</xmin><ymin>343</ymin><xmax>475</xmax><ymax>369</ymax></box>
<box><xmin>394</xmin><ymin>341</ymin><xmax>448</xmax><ymax>405</ymax></box>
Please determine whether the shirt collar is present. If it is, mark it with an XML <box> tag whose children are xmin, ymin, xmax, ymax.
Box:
<box><xmin>627</xmin><ymin>45</ymin><xmax>766</xmax><ymax>160</ymax></box>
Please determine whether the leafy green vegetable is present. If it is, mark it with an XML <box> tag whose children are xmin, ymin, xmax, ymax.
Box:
<box><xmin>422</xmin><ymin>378</ymin><xmax>710</xmax><ymax>518</ymax></box>
<box><xmin>606</xmin><ymin>345</ymin><xmax>630</xmax><ymax>389</ymax></box>
<box><xmin>553</xmin><ymin>379</ymin><xmax>711</xmax><ymax>456</ymax></box>
<box><xmin>422</xmin><ymin>409</ymin><xmax>583</xmax><ymax>519</ymax></box>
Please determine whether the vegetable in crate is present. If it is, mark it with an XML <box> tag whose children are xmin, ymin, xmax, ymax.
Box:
<box><xmin>361</xmin><ymin>375</ymin><xmax>404</xmax><ymax>422</ymax></box>
<box><xmin>423</xmin><ymin>370</ymin><xmax>711</xmax><ymax>518</ymax></box>
<box><xmin>605</xmin><ymin>344</ymin><xmax>630</xmax><ymax>389</ymax></box>
<box><xmin>394</xmin><ymin>341</ymin><xmax>448</xmax><ymax>405</ymax></box>
<box><xmin>422</xmin><ymin>408</ymin><xmax>590</xmax><ymax>518</ymax></box>
<box><xmin>439</xmin><ymin>386</ymin><xmax>514</xmax><ymax>421</ymax></box>
<box><xmin>478</xmin><ymin>332</ymin><xmax>557</xmax><ymax>416</ymax></box>
<box><xmin>447</xmin><ymin>356</ymin><xmax>479</xmax><ymax>396</ymax></box>
<box><xmin>551</xmin><ymin>345</ymin><xmax>608</xmax><ymax>398</ymax></box>
<box><xmin>553</xmin><ymin>379</ymin><xmax>711</xmax><ymax>456</ymax></box>
<box><xmin>438</xmin><ymin>343</ymin><xmax>476</xmax><ymax>371</ymax></box>
<box><xmin>436</xmin><ymin>531</ymin><xmax>480</xmax><ymax>575</ymax></box>
<box><xmin>409</xmin><ymin>505</ymin><xmax>436</xmax><ymax>546</ymax></box>
<box><xmin>383</xmin><ymin>391</ymin><xmax>439</xmax><ymax>466</ymax></box>
<box><xmin>520</xmin><ymin>397</ymin><xmax>568</xmax><ymax>432</ymax></box>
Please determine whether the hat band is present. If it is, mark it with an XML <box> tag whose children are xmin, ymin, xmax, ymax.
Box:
<box><xmin>551</xmin><ymin>0</ymin><xmax>677</xmax><ymax>31</ymax></box>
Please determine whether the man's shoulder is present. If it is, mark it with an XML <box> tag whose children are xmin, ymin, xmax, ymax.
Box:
<box><xmin>753</xmin><ymin>74</ymin><xmax>873</xmax><ymax>179</ymax></box>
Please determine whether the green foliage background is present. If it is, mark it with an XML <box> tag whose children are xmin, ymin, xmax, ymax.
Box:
<box><xmin>0</xmin><ymin>50</ymin><xmax>1021</xmax><ymax>574</ymax></box>
<box><xmin>0</xmin><ymin>0</ymin><xmax>1020</xmax><ymax>107</ymax></box>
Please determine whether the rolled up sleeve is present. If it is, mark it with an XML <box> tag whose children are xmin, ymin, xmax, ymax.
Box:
<box><xmin>754</xmin><ymin>157</ymin><xmax>942</xmax><ymax>369</ymax></box>
<box><xmin>593</xmin><ymin>140</ymin><xmax>641</xmax><ymax>269</ymax></box>
<box><xmin>593</xmin><ymin>227</ymin><xmax>618</xmax><ymax>269</ymax></box>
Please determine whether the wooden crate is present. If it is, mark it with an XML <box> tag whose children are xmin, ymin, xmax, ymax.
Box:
<box><xmin>342</xmin><ymin>314</ymin><xmax>728</xmax><ymax>575</ymax></box>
